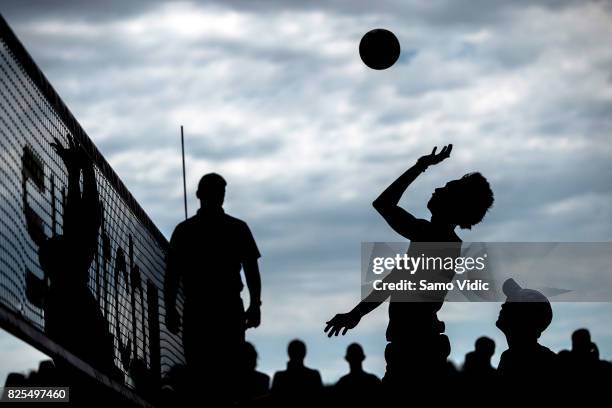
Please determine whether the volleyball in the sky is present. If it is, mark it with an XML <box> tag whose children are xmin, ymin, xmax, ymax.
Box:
<box><xmin>359</xmin><ymin>28</ymin><xmax>401</xmax><ymax>70</ymax></box>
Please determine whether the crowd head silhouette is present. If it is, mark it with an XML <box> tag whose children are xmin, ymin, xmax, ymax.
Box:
<box><xmin>243</xmin><ymin>342</ymin><xmax>259</xmax><ymax>371</ymax></box>
<box><xmin>496</xmin><ymin>278</ymin><xmax>553</xmax><ymax>339</ymax></box>
<box><xmin>345</xmin><ymin>343</ymin><xmax>365</xmax><ymax>365</ymax></box>
<box><xmin>572</xmin><ymin>328</ymin><xmax>595</xmax><ymax>354</ymax></box>
<box><xmin>475</xmin><ymin>336</ymin><xmax>495</xmax><ymax>358</ymax></box>
<box><xmin>287</xmin><ymin>339</ymin><xmax>307</xmax><ymax>362</ymax></box>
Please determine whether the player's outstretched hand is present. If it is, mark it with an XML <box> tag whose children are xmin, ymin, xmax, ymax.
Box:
<box><xmin>51</xmin><ymin>134</ymin><xmax>89</xmax><ymax>170</ymax></box>
<box><xmin>417</xmin><ymin>144</ymin><xmax>453</xmax><ymax>167</ymax></box>
<box><xmin>324</xmin><ymin>311</ymin><xmax>361</xmax><ymax>337</ymax></box>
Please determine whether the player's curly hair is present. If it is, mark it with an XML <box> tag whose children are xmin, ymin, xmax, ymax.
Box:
<box><xmin>456</xmin><ymin>172</ymin><xmax>494</xmax><ymax>229</ymax></box>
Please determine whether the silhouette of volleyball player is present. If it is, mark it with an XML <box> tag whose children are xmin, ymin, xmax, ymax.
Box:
<box><xmin>271</xmin><ymin>339</ymin><xmax>323</xmax><ymax>404</ymax></box>
<box><xmin>164</xmin><ymin>173</ymin><xmax>262</xmax><ymax>401</ymax></box>
<box><xmin>324</xmin><ymin>145</ymin><xmax>494</xmax><ymax>385</ymax></box>
<box><xmin>463</xmin><ymin>336</ymin><xmax>496</xmax><ymax>378</ymax></box>
<box><xmin>39</xmin><ymin>135</ymin><xmax>116</xmax><ymax>376</ymax></box>
<box><xmin>496</xmin><ymin>278</ymin><xmax>557</xmax><ymax>382</ymax></box>
<box><xmin>334</xmin><ymin>343</ymin><xmax>381</xmax><ymax>404</ymax></box>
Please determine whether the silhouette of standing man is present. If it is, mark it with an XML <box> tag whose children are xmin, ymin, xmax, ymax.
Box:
<box><xmin>165</xmin><ymin>173</ymin><xmax>262</xmax><ymax>403</ymax></box>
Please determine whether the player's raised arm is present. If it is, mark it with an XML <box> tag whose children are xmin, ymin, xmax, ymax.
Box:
<box><xmin>372</xmin><ymin>145</ymin><xmax>452</xmax><ymax>240</ymax></box>
<box><xmin>51</xmin><ymin>135</ymin><xmax>82</xmax><ymax>238</ymax></box>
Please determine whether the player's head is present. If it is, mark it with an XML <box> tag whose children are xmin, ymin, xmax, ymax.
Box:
<box><xmin>427</xmin><ymin>172</ymin><xmax>494</xmax><ymax>229</ymax></box>
<box><xmin>196</xmin><ymin>173</ymin><xmax>226</xmax><ymax>208</ymax></box>
<box><xmin>287</xmin><ymin>339</ymin><xmax>307</xmax><ymax>362</ymax></box>
<box><xmin>345</xmin><ymin>343</ymin><xmax>365</xmax><ymax>365</ymax></box>
<box><xmin>496</xmin><ymin>279</ymin><xmax>553</xmax><ymax>340</ymax></box>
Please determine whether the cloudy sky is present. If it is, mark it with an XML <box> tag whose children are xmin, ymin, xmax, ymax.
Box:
<box><xmin>1</xmin><ymin>0</ymin><xmax>612</xmax><ymax>384</ymax></box>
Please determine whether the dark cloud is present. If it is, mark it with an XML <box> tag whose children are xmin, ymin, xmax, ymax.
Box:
<box><xmin>1</xmin><ymin>0</ymin><xmax>594</xmax><ymax>28</ymax></box>
<box><xmin>1</xmin><ymin>0</ymin><xmax>165</xmax><ymax>22</ymax></box>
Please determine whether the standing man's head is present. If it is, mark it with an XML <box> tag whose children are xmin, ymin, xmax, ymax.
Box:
<box><xmin>496</xmin><ymin>279</ymin><xmax>553</xmax><ymax>342</ymax></box>
<box><xmin>196</xmin><ymin>173</ymin><xmax>226</xmax><ymax>209</ymax></box>
<box><xmin>287</xmin><ymin>339</ymin><xmax>307</xmax><ymax>364</ymax></box>
<box><xmin>345</xmin><ymin>343</ymin><xmax>365</xmax><ymax>371</ymax></box>
<box><xmin>427</xmin><ymin>172</ymin><xmax>494</xmax><ymax>229</ymax></box>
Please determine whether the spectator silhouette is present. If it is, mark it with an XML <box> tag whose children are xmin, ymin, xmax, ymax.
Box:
<box><xmin>38</xmin><ymin>135</ymin><xmax>116</xmax><ymax>377</ymax></box>
<box><xmin>3</xmin><ymin>362</ymin><xmax>58</xmax><ymax>394</ymax></box>
<box><xmin>26</xmin><ymin>360</ymin><xmax>58</xmax><ymax>387</ymax></box>
<box><xmin>4</xmin><ymin>372</ymin><xmax>27</xmax><ymax>387</ymax></box>
<box><xmin>572</xmin><ymin>328</ymin><xmax>598</xmax><ymax>358</ymax></box>
<box><xmin>463</xmin><ymin>336</ymin><xmax>496</xmax><ymax>377</ymax></box>
<box><xmin>325</xmin><ymin>145</ymin><xmax>494</xmax><ymax>387</ymax></box>
<box><xmin>271</xmin><ymin>340</ymin><xmax>323</xmax><ymax>404</ymax></box>
<box><xmin>334</xmin><ymin>343</ymin><xmax>381</xmax><ymax>404</ymax></box>
<box><xmin>164</xmin><ymin>172</ymin><xmax>262</xmax><ymax>403</ymax></box>
<box><xmin>558</xmin><ymin>328</ymin><xmax>608</xmax><ymax>388</ymax></box>
<box><xmin>496</xmin><ymin>278</ymin><xmax>556</xmax><ymax>383</ymax></box>
<box><xmin>239</xmin><ymin>342</ymin><xmax>270</xmax><ymax>403</ymax></box>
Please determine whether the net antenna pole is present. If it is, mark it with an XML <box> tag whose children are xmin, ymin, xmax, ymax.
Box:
<box><xmin>181</xmin><ymin>125</ymin><xmax>188</xmax><ymax>220</ymax></box>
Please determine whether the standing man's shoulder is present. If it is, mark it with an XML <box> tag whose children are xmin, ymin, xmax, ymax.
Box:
<box><xmin>223</xmin><ymin>213</ymin><xmax>262</xmax><ymax>260</ymax></box>
<box><xmin>222</xmin><ymin>213</ymin><xmax>250</xmax><ymax>228</ymax></box>
<box><xmin>170</xmin><ymin>215</ymin><xmax>199</xmax><ymax>239</ymax></box>
<box><xmin>222</xmin><ymin>213</ymin><xmax>256</xmax><ymax>237</ymax></box>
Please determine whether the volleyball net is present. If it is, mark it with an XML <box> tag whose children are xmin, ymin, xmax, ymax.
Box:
<box><xmin>0</xmin><ymin>14</ymin><xmax>185</xmax><ymax>403</ymax></box>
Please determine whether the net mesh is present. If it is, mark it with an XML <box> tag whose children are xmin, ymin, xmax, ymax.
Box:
<box><xmin>0</xmin><ymin>16</ymin><xmax>185</xmax><ymax>390</ymax></box>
